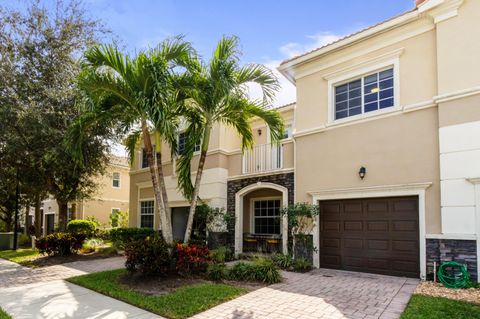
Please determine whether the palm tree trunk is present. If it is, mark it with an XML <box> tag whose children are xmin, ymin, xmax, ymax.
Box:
<box><xmin>141</xmin><ymin>122</ymin><xmax>173</xmax><ymax>244</ymax></box>
<box><xmin>155</xmin><ymin>131</ymin><xmax>172</xmax><ymax>238</ymax></box>
<box><xmin>184</xmin><ymin>123</ymin><xmax>212</xmax><ymax>243</ymax></box>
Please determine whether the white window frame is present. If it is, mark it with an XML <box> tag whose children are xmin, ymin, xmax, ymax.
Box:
<box><xmin>112</xmin><ymin>172</ymin><xmax>120</xmax><ymax>188</ymax></box>
<box><xmin>326</xmin><ymin>55</ymin><xmax>401</xmax><ymax>125</ymax></box>
<box><xmin>177</xmin><ymin>131</ymin><xmax>201</xmax><ymax>156</ymax></box>
<box><xmin>250</xmin><ymin>196</ymin><xmax>283</xmax><ymax>235</ymax></box>
<box><xmin>138</xmin><ymin>199</ymin><xmax>155</xmax><ymax>229</ymax></box>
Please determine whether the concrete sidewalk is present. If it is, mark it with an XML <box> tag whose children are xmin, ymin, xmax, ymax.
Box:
<box><xmin>0</xmin><ymin>257</ymin><xmax>164</xmax><ymax>318</ymax></box>
<box><xmin>0</xmin><ymin>279</ymin><xmax>164</xmax><ymax>319</ymax></box>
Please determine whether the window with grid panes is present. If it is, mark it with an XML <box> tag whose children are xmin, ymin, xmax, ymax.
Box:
<box><xmin>253</xmin><ymin>199</ymin><xmax>281</xmax><ymax>234</ymax></box>
<box><xmin>334</xmin><ymin>68</ymin><xmax>394</xmax><ymax>120</ymax></box>
<box><xmin>140</xmin><ymin>200</ymin><xmax>154</xmax><ymax>228</ymax></box>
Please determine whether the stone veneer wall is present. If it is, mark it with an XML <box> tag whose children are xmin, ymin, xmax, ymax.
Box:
<box><xmin>224</xmin><ymin>172</ymin><xmax>295</xmax><ymax>251</ymax></box>
<box><xmin>426</xmin><ymin>239</ymin><xmax>477</xmax><ymax>281</ymax></box>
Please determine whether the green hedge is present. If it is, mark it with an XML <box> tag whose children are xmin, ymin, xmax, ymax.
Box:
<box><xmin>35</xmin><ymin>233</ymin><xmax>86</xmax><ymax>256</ymax></box>
<box><xmin>110</xmin><ymin>227</ymin><xmax>156</xmax><ymax>249</ymax></box>
<box><xmin>67</xmin><ymin>220</ymin><xmax>97</xmax><ymax>237</ymax></box>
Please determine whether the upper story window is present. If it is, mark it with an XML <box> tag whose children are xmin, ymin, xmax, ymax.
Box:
<box><xmin>141</xmin><ymin>145</ymin><xmax>155</xmax><ymax>169</ymax></box>
<box><xmin>178</xmin><ymin>132</ymin><xmax>200</xmax><ymax>155</ymax></box>
<box><xmin>334</xmin><ymin>68</ymin><xmax>394</xmax><ymax>120</ymax></box>
<box><xmin>282</xmin><ymin>125</ymin><xmax>292</xmax><ymax>139</ymax></box>
<box><xmin>112</xmin><ymin>172</ymin><xmax>120</xmax><ymax>188</ymax></box>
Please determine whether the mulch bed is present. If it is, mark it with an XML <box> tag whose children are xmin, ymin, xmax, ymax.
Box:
<box><xmin>415</xmin><ymin>281</ymin><xmax>480</xmax><ymax>304</ymax></box>
<box><xmin>118</xmin><ymin>272</ymin><xmax>266</xmax><ymax>296</ymax></box>
<box><xmin>25</xmin><ymin>250</ymin><xmax>118</xmax><ymax>268</ymax></box>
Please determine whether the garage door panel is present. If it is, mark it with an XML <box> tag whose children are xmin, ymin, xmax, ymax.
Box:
<box><xmin>392</xmin><ymin>220</ymin><xmax>417</xmax><ymax>232</ymax></box>
<box><xmin>366</xmin><ymin>221</ymin><xmax>389</xmax><ymax>231</ymax></box>
<box><xmin>322</xmin><ymin>238</ymin><xmax>341</xmax><ymax>248</ymax></box>
<box><xmin>323</xmin><ymin>221</ymin><xmax>341</xmax><ymax>231</ymax></box>
<box><xmin>367</xmin><ymin>239</ymin><xmax>389</xmax><ymax>250</ymax></box>
<box><xmin>344</xmin><ymin>221</ymin><xmax>363</xmax><ymax>231</ymax></box>
<box><xmin>392</xmin><ymin>240</ymin><xmax>418</xmax><ymax>252</ymax></box>
<box><xmin>320</xmin><ymin>196</ymin><xmax>419</xmax><ymax>278</ymax></box>
<box><xmin>344</xmin><ymin>238</ymin><xmax>363</xmax><ymax>249</ymax></box>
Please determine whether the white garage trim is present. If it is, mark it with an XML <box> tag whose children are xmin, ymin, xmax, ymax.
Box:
<box><xmin>309</xmin><ymin>182</ymin><xmax>432</xmax><ymax>279</ymax></box>
<box><xmin>467</xmin><ymin>177</ymin><xmax>480</xmax><ymax>280</ymax></box>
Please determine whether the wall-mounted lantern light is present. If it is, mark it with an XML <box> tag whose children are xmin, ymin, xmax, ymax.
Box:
<box><xmin>257</xmin><ymin>129</ymin><xmax>262</xmax><ymax>136</ymax></box>
<box><xmin>358</xmin><ymin>166</ymin><xmax>366</xmax><ymax>179</ymax></box>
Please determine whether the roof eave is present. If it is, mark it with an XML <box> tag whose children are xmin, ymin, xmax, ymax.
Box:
<box><xmin>277</xmin><ymin>9</ymin><xmax>421</xmax><ymax>82</ymax></box>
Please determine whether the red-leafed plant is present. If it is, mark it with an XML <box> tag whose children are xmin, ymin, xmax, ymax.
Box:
<box><xmin>175</xmin><ymin>243</ymin><xmax>210</xmax><ymax>274</ymax></box>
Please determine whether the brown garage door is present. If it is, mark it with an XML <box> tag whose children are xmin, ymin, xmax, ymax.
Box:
<box><xmin>319</xmin><ymin>196</ymin><xmax>419</xmax><ymax>278</ymax></box>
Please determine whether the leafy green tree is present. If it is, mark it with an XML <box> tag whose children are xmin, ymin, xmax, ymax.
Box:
<box><xmin>177</xmin><ymin>36</ymin><xmax>284</xmax><ymax>243</ymax></box>
<box><xmin>77</xmin><ymin>39</ymin><xmax>194</xmax><ymax>244</ymax></box>
<box><xmin>0</xmin><ymin>0</ymin><xmax>112</xmax><ymax>232</ymax></box>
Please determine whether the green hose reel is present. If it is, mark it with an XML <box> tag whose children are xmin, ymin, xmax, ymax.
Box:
<box><xmin>437</xmin><ymin>261</ymin><xmax>471</xmax><ymax>289</ymax></box>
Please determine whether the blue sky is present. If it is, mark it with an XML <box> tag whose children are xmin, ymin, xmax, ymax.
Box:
<box><xmin>82</xmin><ymin>0</ymin><xmax>413</xmax><ymax>106</ymax></box>
<box><xmin>6</xmin><ymin>0</ymin><xmax>414</xmax><ymax>106</ymax></box>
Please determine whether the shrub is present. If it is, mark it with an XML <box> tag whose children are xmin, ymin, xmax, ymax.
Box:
<box><xmin>251</xmin><ymin>258</ymin><xmax>282</xmax><ymax>284</ymax></box>
<box><xmin>271</xmin><ymin>253</ymin><xmax>293</xmax><ymax>270</ymax></box>
<box><xmin>110</xmin><ymin>227</ymin><xmax>156</xmax><ymax>249</ymax></box>
<box><xmin>18</xmin><ymin>233</ymin><xmax>31</xmax><ymax>247</ymax></box>
<box><xmin>67</xmin><ymin>220</ymin><xmax>97</xmax><ymax>237</ymax></box>
<box><xmin>94</xmin><ymin>229</ymin><xmax>111</xmax><ymax>241</ymax></box>
<box><xmin>207</xmin><ymin>263</ymin><xmax>228</xmax><ymax>281</ymax></box>
<box><xmin>35</xmin><ymin>233</ymin><xmax>86</xmax><ymax>256</ymax></box>
<box><xmin>229</xmin><ymin>258</ymin><xmax>282</xmax><ymax>284</ymax></box>
<box><xmin>124</xmin><ymin>235</ymin><xmax>172</xmax><ymax>274</ymax></box>
<box><xmin>210</xmin><ymin>246</ymin><xmax>233</xmax><ymax>264</ymax></box>
<box><xmin>292</xmin><ymin>257</ymin><xmax>312</xmax><ymax>273</ymax></box>
<box><xmin>82</xmin><ymin>238</ymin><xmax>104</xmax><ymax>253</ymax></box>
<box><xmin>175</xmin><ymin>243</ymin><xmax>210</xmax><ymax>274</ymax></box>
<box><xmin>229</xmin><ymin>262</ymin><xmax>254</xmax><ymax>281</ymax></box>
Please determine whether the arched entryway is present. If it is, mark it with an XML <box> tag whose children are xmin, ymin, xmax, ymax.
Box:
<box><xmin>234</xmin><ymin>182</ymin><xmax>288</xmax><ymax>255</ymax></box>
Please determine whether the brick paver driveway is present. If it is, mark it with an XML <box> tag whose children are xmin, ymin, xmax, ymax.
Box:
<box><xmin>192</xmin><ymin>268</ymin><xmax>418</xmax><ymax>319</ymax></box>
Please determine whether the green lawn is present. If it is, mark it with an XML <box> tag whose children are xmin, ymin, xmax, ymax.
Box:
<box><xmin>401</xmin><ymin>294</ymin><xmax>480</xmax><ymax>319</ymax></box>
<box><xmin>0</xmin><ymin>307</ymin><xmax>11</xmax><ymax>319</ymax></box>
<box><xmin>67</xmin><ymin>269</ymin><xmax>246</xmax><ymax>319</ymax></box>
<box><xmin>0</xmin><ymin>248</ymin><xmax>40</xmax><ymax>267</ymax></box>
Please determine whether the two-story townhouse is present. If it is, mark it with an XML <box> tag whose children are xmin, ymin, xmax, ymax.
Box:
<box><xmin>129</xmin><ymin>104</ymin><xmax>294</xmax><ymax>250</ymax></box>
<box><xmin>278</xmin><ymin>0</ymin><xmax>480</xmax><ymax>280</ymax></box>
<box><xmin>40</xmin><ymin>155</ymin><xmax>130</xmax><ymax>234</ymax></box>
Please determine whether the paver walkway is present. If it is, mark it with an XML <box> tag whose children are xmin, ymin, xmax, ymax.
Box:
<box><xmin>192</xmin><ymin>268</ymin><xmax>418</xmax><ymax>319</ymax></box>
<box><xmin>0</xmin><ymin>257</ymin><xmax>164</xmax><ymax>318</ymax></box>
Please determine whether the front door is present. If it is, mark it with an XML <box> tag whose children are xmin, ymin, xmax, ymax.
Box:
<box><xmin>172</xmin><ymin>207</ymin><xmax>189</xmax><ymax>241</ymax></box>
<box><xmin>46</xmin><ymin>214</ymin><xmax>55</xmax><ymax>235</ymax></box>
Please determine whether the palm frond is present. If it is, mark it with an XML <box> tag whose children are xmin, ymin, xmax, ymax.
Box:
<box><xmin>236</xmin><ymin>64</ymin><xmax>280</xmax><ymax>103</ymax></box>
<box><xmin>124</xmin><ymin>129</ymin><xmax>142</xmax><ymax>165</ymax></box>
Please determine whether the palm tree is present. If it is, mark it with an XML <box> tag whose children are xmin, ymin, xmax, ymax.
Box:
<box><xmin>177</xmin><ymin>36</ymin><xmax>284</xmax><ymax>243</ymax></box>
<box><xmin>75</xmin><ymin>38</ymin><xmax>194</xmax><ymax>244</ymax></box>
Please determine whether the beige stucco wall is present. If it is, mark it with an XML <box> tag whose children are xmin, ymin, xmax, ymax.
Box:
<box><xmin>295</xmin><ymin>26</ymin><xmax>437</xmax><ymax>133</ymax></box>
<box><xmin>295</xmin><ymin>108</ymin><xmax>441</xmax><ymax>233</ymax></box>
<box><xmin>436</xmin><ymin>0</ymin><xmax>480</xmax><ymax>95</ymax></box>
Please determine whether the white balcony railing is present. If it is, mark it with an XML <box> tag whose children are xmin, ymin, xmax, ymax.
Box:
<box><xmin>242</xmin><ymin>143</ymin><xmax>283</xmax><ymax>174</ymax></box>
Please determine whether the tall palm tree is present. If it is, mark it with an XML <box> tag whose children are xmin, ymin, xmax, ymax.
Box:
<box><xmin>177</xmin><ymin>36</ymin><xmax>284</xmax><ymax>243</ymax></box>
<box><xmin>75</xmin><ymin>38</ymin><xmax>194</xmax><ymax>244</ymax></box>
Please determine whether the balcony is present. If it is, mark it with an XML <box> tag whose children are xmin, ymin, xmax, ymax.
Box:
<box><xmin>242</xmin><ymin>143</ymin><xmax>283</xmax><ymax>174</ymax></box>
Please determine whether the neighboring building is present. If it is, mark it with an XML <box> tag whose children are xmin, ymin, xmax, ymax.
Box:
<box><xmin>40</xmin><ymin>155</ymin><xmax>130</xmax><ymax>234</ymax></box>
<box><xmin>129</xmin><ymin>0</ymin><xmax>480</xmax><ymax>280</ymax></box>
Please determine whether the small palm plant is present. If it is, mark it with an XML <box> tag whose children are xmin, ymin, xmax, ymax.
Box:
<box><xmin>177</xmin><ymin>36</ymin><xmax>285</xmax><ymax>243</ymax></box>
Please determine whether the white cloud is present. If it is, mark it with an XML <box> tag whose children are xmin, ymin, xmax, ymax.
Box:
<box><xmin>249</xmin><ymin>32</ymin><xmax>342</xmax><ymax>107</ymax></box>
<box><xmin>279</xmin><ymin>32</ymin><xmax>342</xmax><ymax>59</ymax></box>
